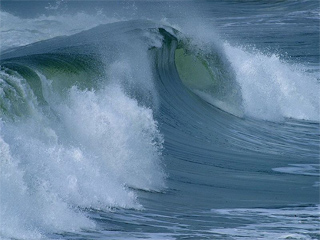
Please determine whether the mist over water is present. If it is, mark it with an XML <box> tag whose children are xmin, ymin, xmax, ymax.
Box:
<box><xmin>0</xmin><ymin>1</ymin><xmax>319</xmax><ymax>239</ymax></box>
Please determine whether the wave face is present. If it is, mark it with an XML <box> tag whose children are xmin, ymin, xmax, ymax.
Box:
<box><xmin>0</xmin><ymin>1</ymin><xmax>319</xmax><ymax>240</ymax></box>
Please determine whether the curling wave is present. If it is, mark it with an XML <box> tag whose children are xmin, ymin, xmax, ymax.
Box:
<box><xmin>0</xmin><ymin>19</ymin><xmax>319</xmax><ymax>239</ymax></box>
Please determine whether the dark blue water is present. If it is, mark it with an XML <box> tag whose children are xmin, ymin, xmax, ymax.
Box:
<box><xmin>0</xmin><ymin>1</ymin><xmax>319</xmax><ymax>239</ymax></box>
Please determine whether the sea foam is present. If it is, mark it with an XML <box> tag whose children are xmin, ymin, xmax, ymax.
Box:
<box><xmin>224</xmin><ymin>44</ymin><xmax>319</xmax><ymax>121</ymax></box>
<box><xmin>0</xmin><ymin>75</ymin><xmax>165</xmax><ymax>239</ymax></box>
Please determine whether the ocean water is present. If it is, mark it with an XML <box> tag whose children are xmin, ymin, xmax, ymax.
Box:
<box><xmin>0</xmin><ymin>1</ymin><xmax>319</xmax><ymax>239</ymax></box>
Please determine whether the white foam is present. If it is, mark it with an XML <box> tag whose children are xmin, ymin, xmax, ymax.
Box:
<box><xmin>224</xmin><ymin>43</ymin><xmax>320</xmax><ymax>121</ymax></box>
<box><xmin>0</xmin><ymin>74</ymin><xmax>165</xmax><ymax>239</ymax></box>
<box><xmin>55</xmin><ymin>85</ymin><xmax>166</xmax><ymax>191</ymax></box>
<box><xmin>0</xmin><ymin>127</ymin><xmax>95</xmax><ymax>240</ymax></box>
<box><xmin>165</xmin><ymin>18</ymin><xmax>319</xmax><ymax>121</ymax></box>
<box><xmin>0</xmin><ymin>9</ymin><xmax>166</xmax><ymax>236</ymax></box>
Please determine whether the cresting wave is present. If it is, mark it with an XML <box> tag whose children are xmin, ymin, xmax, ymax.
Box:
<box><xmin>1</xmin><ymin>11</ymin><xmax>318</xmax><ymax>121</ymax></box>
<box><xmin>0</xmin><ymin>12</ymin><xmax>319</xmax><ymax>240</ymax></box>
<box><xmin>0</xmin><ymin>20</ymin><xmax>170</xmax><ymax>239</ymax></box>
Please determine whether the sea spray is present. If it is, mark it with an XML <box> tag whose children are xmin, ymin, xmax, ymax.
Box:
<box><xmin>224</xmin><ymin>43</ymin><xmax>319</xmax><ymax>121</ymax></box>
<box><xmin>0</xmin><ymin>69</ymin><xmax>165</xmax><ymax>239</ymax></box>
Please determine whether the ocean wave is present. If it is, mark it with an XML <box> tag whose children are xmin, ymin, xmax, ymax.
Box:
<box><xmin>0</xmin><ymin>16</ymin><xmax>319</xmax><ymax>239</ymax></box>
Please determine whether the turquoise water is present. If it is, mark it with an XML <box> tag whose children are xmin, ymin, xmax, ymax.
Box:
<box><xmin>0</xmin><ymin>1</ymin><xmax>319</xmax><ymax>239</ymax></box>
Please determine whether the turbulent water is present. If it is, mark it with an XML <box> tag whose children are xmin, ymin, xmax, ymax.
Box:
<box><xmin>0</xmin><ymin>1</ymin><xmax>319</xmax><ymax>239</ymax></box>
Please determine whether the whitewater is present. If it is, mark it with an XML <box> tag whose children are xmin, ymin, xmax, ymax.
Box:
<box><xmin>0</xmin><ymin>1</ymin><xmax>319</xmax><ymax>239</ymax></box>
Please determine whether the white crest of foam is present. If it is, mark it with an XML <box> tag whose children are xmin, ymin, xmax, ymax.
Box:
<box><xmin>224</xmin><ymin>43</ymin><xmax>319</xmax><ymax>121</ymax></box>
<box><xmin>164</xmin><ymin>17</ymin><xmax>319</xmax><ymax>121</ymax></box>
<box><xmin>0</xmin><ymin>76</ymin><xmax>165</xmax><ymax>239</ymax></box>
<box><xmin>56</xmin><ymin>85</ymin><xmax>166</xmax><ymax>191</ymax></box>
<box><xmin>0</xmin><ymin>125</ymin><xmax>95</xmax><ymax>240</ymax></box>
